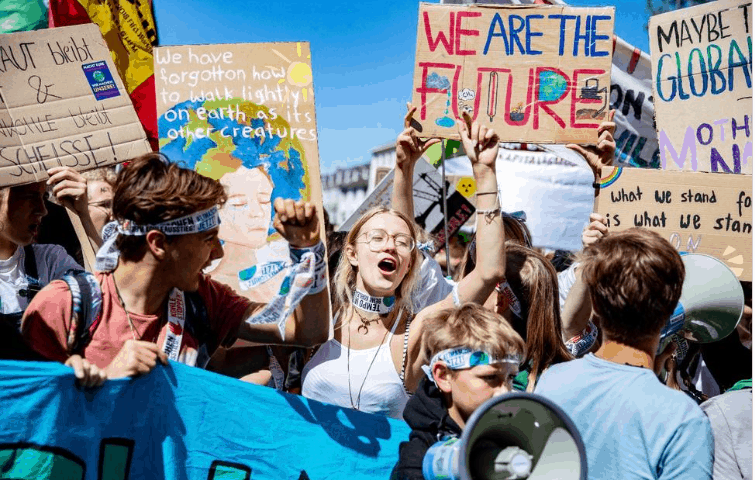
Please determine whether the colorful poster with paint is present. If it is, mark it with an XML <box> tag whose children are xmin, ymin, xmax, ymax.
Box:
<box><xmin>649</xmin><ymin>0</ymin><xmax>752</xmax><ymax>174</ymax></box>
<box><xmin>595</xmin><ymin>166</ymin><xmax>752</xmax><ymax>280</ymax></box>
<box><xmin>411</xmin><ymin>3</ymin><xmax>615</xmax><ymax>144</ymax></box>
<box><xmin>154</xmin><ymin>42</ymin><xmax>323</xmax><ymax>304</ymax></box>
<box><xmin>0</xmin><ymin>24</ymin><xmax>151</xmax><ymax>187</ymax></box>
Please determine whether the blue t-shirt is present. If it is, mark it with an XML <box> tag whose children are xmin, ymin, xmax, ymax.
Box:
<box><xmin>535</xmin><ymin>354</ymin><xmax>713</xmax><ymax>480</ymax></box>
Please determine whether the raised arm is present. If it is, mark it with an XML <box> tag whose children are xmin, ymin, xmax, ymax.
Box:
<box><xmin>236</xmin><ymin>198</ymin><xmax>329</xmax><ymax>347</ymax></box>
<box><xmin>567</xmin><ymin>109</ymin><xmax>616</xmax><ymax>187</ymax></box>
<box><xmin>403</xmin><ymin>116</ymin><xmax>506</xmax><ymax>392</ymax></box>
<box><xmin>47</xmin><ymin>167</ymin><xmax>103</xmax><ymax>249</ymax></box>
<box><xmin>561</xmin><ymin>213</ymin><xmax>608</xmax><ymax>341</ymax></box>
<box><xmin>431</xmin><ymin>114</ymin><xmax>505</xmax><ymax>308</ymax></box>
<box><xmin>391</xmin><ymin>104</ymin><xmax>440</xmax><ymax>217</ymax></box>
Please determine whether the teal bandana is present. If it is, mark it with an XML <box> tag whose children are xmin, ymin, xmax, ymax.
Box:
<box><xmin>422</xmin><ymin>347</ymin><xmax>522</xmax><ymax>383</ymax></box>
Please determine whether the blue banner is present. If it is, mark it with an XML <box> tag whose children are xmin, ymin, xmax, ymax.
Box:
<box><xmin>0</xmin><ymin>360</ymin><xmax>410</xmax><ymax>479</ymax></box>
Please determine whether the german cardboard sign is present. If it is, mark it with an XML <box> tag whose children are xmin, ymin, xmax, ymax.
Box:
<box><xmin>595</xmin><ymin>166</ymin><xmax>752</xmax><ymax>280</ymax></box>
<box><xmin>339</xmin><ymin>159</ymin><xmax>474</xmax><ymax>251</ymax></box>
<box><xmin>649</xmin><ymin>0</ymin><xmax>752</xmax><ymax>174</ymax></box>
<box><xmin>154</xmin><ymin>42</ymin><xmax>324</xmax><ymax>303</ymax></box>
<box><xmin>0</xmin><ymin>24</ymin><xmax>151</xmax><ymax>187</ymax></box>
<box><xmin>411</xmin><ymin>3</ymin><xmax>615</xmax><ymax>143</ymax></box>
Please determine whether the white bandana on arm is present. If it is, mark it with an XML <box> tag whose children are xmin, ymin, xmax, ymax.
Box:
<box><xmin>244</xmin><ymin>241</ymin><xmax>327</xmax><ymax>340</ymax></box>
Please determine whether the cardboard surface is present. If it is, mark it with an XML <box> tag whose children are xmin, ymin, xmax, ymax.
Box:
<box><xmin>411</xmin><ymin>3</ymin><xmax>614</xmax><ymax>143</ymax></box>
<box><xmin>155</xmin><ymin>42</ymin><xmax>324</xmax><ymax>304</ymax></box>
<box><xmin>0</xmin><ymin>24</ymin><xmax>151</xmax><ymax>187</ymax></box>
<box><xmin>339</xmin><ymin>158</ymin><xmax>474</xmax><ymax>251</ymax></box>
<box><xmin>595</xmin><ymin>166</ymin><xmax>753</xmax><ymax>280</ymax></box>
<box><xmin>649</xmin><ymin>0</ymin><xmax>752</xmax><ymax>174</ymax></box>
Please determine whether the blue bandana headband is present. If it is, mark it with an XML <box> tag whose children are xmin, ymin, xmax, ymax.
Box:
<box><xmin>422</xmin><ymin>347</ymin><xmax>522</xmax><ymax>383</ymax></box>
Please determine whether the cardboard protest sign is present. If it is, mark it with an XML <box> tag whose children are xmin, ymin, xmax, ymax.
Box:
<box><xmin>155</xmin><ymin>42</ymin><xmax>324</xmax><ymax>303</ymax></box>
<box><xmin>339</xmin><ymin>159</ymin><xmax>474</xmax><ymax>250</ymax></box>
<box><xmin>0</xmin><ymin>24</ymin><xmax>151</xmax><ymax>187</ymax></box>
<box><xmin>595</xmin><ymin>166</ymin><xmax>752</xmax><ymax>280</ymax></box>
<box><xmin>411</xmin><ymin>3</ymin><xmax>614</xmax><ymax>143</ymax></box>
<box><xmin>649</xmin><ymin>0</ymin><xmax>752</xmax><ymax>174</ymax></box>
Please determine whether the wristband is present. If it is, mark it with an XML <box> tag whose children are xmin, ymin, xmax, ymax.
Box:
<box><xmin>290</xmin><ymin>241</ymin><xmax>327</xmax><ymax>294</ymax></box>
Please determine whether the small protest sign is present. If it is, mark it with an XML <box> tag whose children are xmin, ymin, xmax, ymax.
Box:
<box><xmin>595</xmin><ymin>166</ymin><xmax>752</xmax><ymax>280</ymax></box>
<box><xmin>649</xmin><ymin>0</ymin><xmax>752</xmax><ymax>174</ymax></box>
<box><xmin>0</xmin><ymin>24</ymin><xmax>151</xmax><ymax>187</ymax></box>
<box><xmin>154</xmin><ymin>42</ymin><xmax>324</xmax><ymax>304</ymax></box>
<box><xmin>339</xmin><ymin>159</ymin><xmax>474</xmax><ymax>250</ymax></box>
<box><xmin>411</xmin><ymin>3</ymin><xmax>615</xmax><ymax>144</ymax></box>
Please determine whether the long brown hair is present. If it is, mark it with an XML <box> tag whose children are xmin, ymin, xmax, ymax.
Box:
<box><xmin>504</xmin><ymin>243</ymin><xmax>573</xmax><ymax>387</ymax></box>
<box><xmin>332</xmin><ymin>207</ymin><xmax>422</xmax><ymax>327</ymax></box>
<box><xmin>455</xmin><ymin>215</ymin><xmax>533</xmax><ymax>282</ymax></box>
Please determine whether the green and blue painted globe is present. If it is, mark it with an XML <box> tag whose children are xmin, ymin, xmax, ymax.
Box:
<box><xmin>159</xmin><ymin>99</ymin><xmax>308</xmax><ymax>235</ymax></box>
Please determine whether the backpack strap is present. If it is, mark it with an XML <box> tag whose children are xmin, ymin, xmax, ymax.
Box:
<box><xmin>20</xmin><ymin>245</ymin><xmax>42</xmax><ymax>302</ymax></box>
<box><xmin>62</xmin><ymin>270</ymin><xmax>103</xmax><ymax>356</ymax></box>
<box><xmin>23</xmin><ymin>245</ymin><xmax>38</xmax><ymax>281</ymax></box>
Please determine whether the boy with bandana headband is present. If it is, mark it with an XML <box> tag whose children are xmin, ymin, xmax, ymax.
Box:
<box><xmin>21</xmin><ymin>154</ymin><xmax>329</xmax><ymax>379</ymax></box>
<box><xmin>392</xmin><ymin>303</ymin><xmax>524</xmax><ymax>480</ymax></box>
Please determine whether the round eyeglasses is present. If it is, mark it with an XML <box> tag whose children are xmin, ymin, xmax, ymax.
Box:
<box><xmin>356</xmin><ymin>229</ymin><xmax>415</xmax><ymax>255</ymax></box>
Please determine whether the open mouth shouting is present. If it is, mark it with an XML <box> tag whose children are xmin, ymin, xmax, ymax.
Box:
<box><xmin>377</xmin><ymin>257</ymin><xmax>398</xmax><ymax>275</ymax></box>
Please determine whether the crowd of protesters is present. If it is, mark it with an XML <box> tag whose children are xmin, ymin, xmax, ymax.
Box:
<box><xmin>0</xmin><ymin>105</ymin><xmax>750</xmax><ymax>480</ymax></box>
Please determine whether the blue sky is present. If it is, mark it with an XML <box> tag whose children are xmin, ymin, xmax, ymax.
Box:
<box><xmin>154</xmin><ymin>0</ymin><xmax>653</xmax><ymax>174</ymax></box>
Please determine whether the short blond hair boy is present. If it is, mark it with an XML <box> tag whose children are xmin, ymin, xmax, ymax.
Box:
<box><xmin>393</xmin><ymin>303</ymin><xmax>524</xmax><ymax>480</ymax></box>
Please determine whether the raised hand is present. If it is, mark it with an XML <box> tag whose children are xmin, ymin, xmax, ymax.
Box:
<box><xmin>567</xmin><ymin>110</ymin><xmax>616</xmax><ymax>177</ymax></box>
<box><xmin>272</xmin><ymin>198</ymin><xmax>320</xmax><ymax>248</ymax></box>
<box><xmin>395</xmin><ymin>103</ymin><xmax>441</xmax><ymax>170</ymax></box>
<box><xmin>457</xmin><ymin>112</ymin><xmax>500</xmax><ymax>169</ymax></box>
<box><xmin>104</xmin><ymin>340</ymin><xmax>168</xmax><ymax>379</ymax></box>
<box><xmin>47</xmin><ymin>166</ymin><xmax>89</xmax><ymax>217</ymax></box>
<box><xmin>582</xmin><ymin>213</ymin><xmax>609</xmax><ymax>247</ymax></box>
<box><xmin>65</xmin><ymin>354</ymin><xmax>107</xmax><ymax>387</ymax></box>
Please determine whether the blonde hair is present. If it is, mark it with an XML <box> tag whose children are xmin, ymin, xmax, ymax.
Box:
<box><xmin>333</xmin><ymin>207</ymin><xmax>422</xmax><ymax>325</ymax></box>
<box><xmin>422</xmin><ymin>303</ymin><xmax>525</xmax><ymax>364</ymax></box>
<box><xmin>82</xmin><ymin>166</ymin><xmax>117</xmax><ymax>186</ymax></box>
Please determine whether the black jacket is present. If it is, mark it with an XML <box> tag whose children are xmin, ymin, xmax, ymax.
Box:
<box><xmin>392</xmin><ymin>376</ymin><xmax>462</xmax><ymax>480</ymax></box>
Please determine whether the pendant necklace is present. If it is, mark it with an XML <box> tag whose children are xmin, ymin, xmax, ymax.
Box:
<box><xmin>346</xmin><ymin>308</ymin><xmax>399</xmax><ymax>411</ymax></box>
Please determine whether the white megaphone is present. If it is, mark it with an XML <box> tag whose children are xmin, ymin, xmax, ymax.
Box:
<box><xmin>422</xmin><ymin>393</ymin><xmax>587</xmax><ymax>480</ymax></box>
<box><xmin>658</xmin><ymin>253</ymin><xmax>745</xmax><ymax>353</ymax></box>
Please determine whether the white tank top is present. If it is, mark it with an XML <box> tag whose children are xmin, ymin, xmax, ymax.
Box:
<box><xmin>302</xmin><ymin>311</ymin><xmax>410</xmax><ymax>419</ymax></box>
